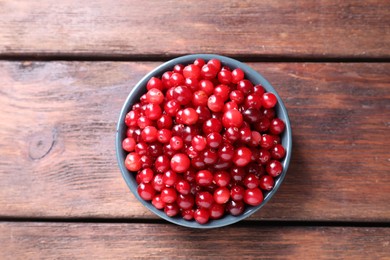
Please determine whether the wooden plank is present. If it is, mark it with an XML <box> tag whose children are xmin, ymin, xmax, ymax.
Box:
<box><xmin>0</xmin><ymin>61</ymin><xmax>389</xmax><ymax>221</ymax></box>
<box><xmin>0</xmin><ymin>0</ymin><xmax>389</xmax><ymax>58</ymax></box>
<box><xmin>0</xmin><ymin>222</ymin><xmax>389</xmax><ymax>259</ymax></box>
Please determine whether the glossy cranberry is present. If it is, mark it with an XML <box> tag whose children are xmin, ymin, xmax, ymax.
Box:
<box><xmin>244</xmin><ymin>188</ymin><xmax>263</xmax><ymax>206</ymax></box>
<box><xmin>195</xmin><ymin>105</ymin><xmax>212</xmax><ymax>123</ymax></box>
<box><xmin>185</xmin><ymin>146</ymin><xmax>199</xmax><ymax>159</ymax></box>
<box><xmin>183</xmin><ymin>64</ymin><xmax>201</xmax><ymax>79</ymax></box>
<box><xmin>173</xmin><ymin>86</ymin><xmax>192</xmax><ymax>105</ymax></box>
<box><xmin>270</xmin><ymin>144</ymin><xmax>286</xmax><ymax>160</ymax></box>
<box><xmin>122</xmin><ymin>137</ymin><xmax>136</xmax><ymax>152</ymax></box>
<box><xmin>181</xmin><ymin>209</ymin><xmax>195</xmax><ymax>220</ymax></box>
<box><xmin>206</xmin><ymin>132</ymin><xmax>222</xmax><ymax>149</ymax></box>
<box><xmin>218</xmin><ymin>69</ymin><xmax>232</xmax><ymax>84</ymax></box>
<box><xmin>203</xmin><ymin>118</ymin><xmax>223</xmax><ymax>134</ymax></box>
<box><xmin>157</xmin><ymin>129</ymin><xmax>172</xmax><ymax>143</ymax></box>
<box><xmin>214</xmin><ymin>84</ymin><xmax>230</xmax><ymax>101</ymax></box>
<box><xmin>243</xmin><ymin>173</ymin><xmax>259</xmax><ymax>189</ymax></box>
<box><xmin>192</xmin><ymin>135</ymin><xmax>207</xmax><ymax>151</ymax></box>
<box><xmin>237</xmin><ymin>80</ymin><xmax>253</xmax><ymax>95</ymax></box>
<box><xmin>163</xmin><ymin>144</ymin><xmax>175</xmax><ymax>158</ymax></box>
<box><xmin>208</xmin><ymin>59</ymin><xmax>221</xmax><ymax>71</ymax></box>
<box><xmin>229</xmin><ymin>90</ymin><xmax>245</xmax><ymax>104</ymax></box>
<box><xmin>222</xmin><ymin>109</ymin><xmax>244</xmax><ymax>128</ymax></box>
<box><xmin>262</xmin><ymin>107</ymin><xmax>276</xmax><ymax>120</ymax></box>
<box><xmin>140</xmin><ymin>155</ymin><xmax>153</xmax><ymax>169</ymax></box>
<box><xmin>183</xmin><ymin>169</ymin><xmax>196</xmax><ymax>183</ymax></box>
<box><xmin>231</xmin><ymin>68</ymin><xmax>244</xmax><ymax>84</ymax></box>
<box><xmin>230</xmin><ymin>185</ymin><xmax>245</xmax><ymax>201</ymax></box>
<box><xmin>144</xmin><ymin>103</ymin><xmax>162</xmax><ymax>120</ymax></box>
<box><xmin>198</xmin><ymin>79</ymin><xmax>214</xmax><ymax>96</ymax></box>
<box><xmin>185</xmin><ymin>77</ymin><xmax>199</xmax><ymax>92</ymax></box>
<box><xmin>239</xmin><ymin>126</ymin><xmax>252</xmax><ymax>143</ymax></box>
<box><xmin>147</xmin><ymin>77</ymin><xmax>163</xmax><ymax>91</ymax></box>
<box><xmin>201</xmin><ymin>64</ymin><xmax>218</xmax><ymax>80</ymax></box>
<box><xmin>125</xmin><ymin>152</ymin><xmax>142</xmax><ymax>172</ymax></box>
<box><xmin>135</xmin><ymin>142</ymin><xmax>148</xmax><ymax>156</ymax></box>
<box><xmin>249</xmin><ymin>131</ymin><xmax>261</xmax><ymax>147</ymax></box>
<box><xmin>152</xmin><ymin>194</ymin><xmax>165</xmax><ymax>209</ymax></box>
<box><xmin>223</xmin><ymin>101</ymin><xmax>239</xmax><ymax>112</ymax></box>
<box><xmin>169</xmin><ymin>136</ymin><xmax>184</xmax><ymax>150</ymax></box>
<box><xmin>181</xmin><ymin>108</ymin><xmax>199</xmax><ymax>125</ymax></box>
<box><xmin>266</xmin><ymin>160</ymin><xmax>283</xmax><ymax>177</ymax></box>
<box><xmin>177</xmin><ymin>194</ymin><xmax>195</xmax><ymax>210</ymax></box>
<box><xmin>224</xmin><ymin>127</ymin><xmax>240</xmax><ymax>143</ymax></box>
<box><xmin>269</xmin><ymin>118</ymin><xmax>286</xmax><ymax>135</ymax></box>
<box><xmin>146</xmin><ymin>88</ymin><xmax>164</xmax><ymax>105</ymax></box>
<box><xmin>160</xmin><ymin>187</ymin><xmax>178</xmax><ymax>204</ymax></box>
<box><xmin>209</xmin><ymin>203</ymin><xmax>225</xmax><ymax>219</ymax></box>
<box><xmin>194</xmin><ymin>58</ymin><xmax>205</xmax><ymax>68</ymax></box>
<box><xmin>164</xmin><ymin>100</ymin><xmax>180</xmax><ymax>116</ymax></box>
<box><xmin>194</xmin><ymin>208</ymin><xmax>210</xmax><ymax>224</ymax></box>
<box><xmin>214</xmin><ymin>187</ymin><xmax>230</xmax><ymax>204</ymax></box>
<box><xmin>175</xmin><ymin>180</ymin><xmax>191</xmax><ymax>195</ymax></box>
<box><xmin>156</xmin><ymin>114</ymin><xmax>173</xmax><ymax>129</ymax></box>
<box><xmin>207</xmin><ymin>94</ymin><xmax>224</xmax><ymax>112</ymax></box>
<box><xmin>138</xmin><ymin>168</ymin><xmax>154</xmax><ymax>183</ymax></box>
<box><xmin>191</xmin><ymin>155</ymin><xmax>206</xmax><ymax>170</ymax></box>
<box><xmin>257</xmin><ymin>149</ymin><xmax>271</xmax><ymax>165</ymax></box>
<box><xmin>253</xmin><ymin>84</ymin><xmax>265</xmax><ymax>95</ymax></box>
<box><xmin>230</xmin><ymin>166</ymin><xmax>246</xmax><ymax>183</ymax></box>
<box><xmin>141</xmin><ymin>126</ymin><xmax>158</xmax><ymax>143</ymax></box>
<box><xmin>165</xmin><ymin>87</ymin><xmax>175</xmax><ymax>100</ymax></box>
<box><xmin>244</xmin><ymin>93</ymin><xmax>262</xmax><ymax>109</ymax></box>
<box><xmin>232</xmin><ymin>147</ymin><xmax>252</xmax><ymax>167</ymax></box>
<box><xmin>171</xmin><ymin>124</ymin><xmax>185</xmax><ymax>137</ymax></box>
<box><xmin>125</xmin><ymin>110</ymin><xmax>140</xmax><ymax>127</ymax></box>
<box><xmin>203</xmin><ymin>148</ymin><xmax>219</xmax><ymax>165</ymax></box>
<box><xmin>192</xmin><ymin>90</ymin><xmax>208</xmax><ymax>107</ymax></box>
<box><xmin>170</xmin><ymin>153</ymin><xmax>190</xmax><ymax>173</ymax></box>
<box><xmin>213</xmin><ymin>160</ymin><xmax>233</xmax><ymax>171</ymax></box>
<box><xmin>195</xmin><ymin>191</ymin><xmax>214</xmax><ymax>209</ymax></box>
<box><xmin>260</xmin><ymin>134</ymin><xmax>274</xmax><ymax>149</ymax></box>
<box><xmin>259</xmin><ymin>175</ymin><xmax>274</xmax><ymax>191</ymax></box>
<box><xmin>255</xmin><ymin>116</ymin><xmax>270</xmax><ymax>133</ymax></box>
<box><xmin>148</xmin><ymin>142</ymin><xmax>163</xmax><ymax>157</ymax></box>
<box><xmin>169</xmin><ymin>72</ymin><xmax>185</xmax><ymax>87</ymax></box>
<box><xmin>173</xmin><ymin>64</ymin><xmax>184</xmax><ymax>73</ymax></box>
<box><xmin>226</xmin><ymin>200</ymin><xmax>245</xmax><ymax>216</ymax></box>
<box><xmin>196</xmin><ymin>170</ymin><xmax>213</xmax><ymax>186</ymax></box>
<box><xmin>164</xmin><ymin>203</ymin><xmax>180</xmax><ymax>217</ymax></box>
<box><xmin>161</xmin><ymin>71</ymin><xmax>173</xmax><ymax>88</ymax></box>
<box><xmin>137</xmin><ymin>183</ymin><xmax>155</xmax><ymax>201</ymax></box>
<box><xmin>262</xmin><ymin>92</ymin><xmax>277</xmax><ymax>108</ymax></box>
<box><xmin>152</xmin><ymin>173</ymin><xmax>164</xmax><ymax>192</ymax></box>
<box><xmin>218</xmin><ymin>143</ymin><xmax>235</xmax><ymax>161</ymax></box>
<box><xmin>182</xmin><ymin>125</ymin><xmax>200</xmax><ymax>144</ymax></box>
<box><xmin>153</xmin><ymin>155</ymin><xmax>169</xmax><ymax>173</ymax></box>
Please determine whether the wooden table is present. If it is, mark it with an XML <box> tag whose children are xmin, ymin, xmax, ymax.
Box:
<box><xmin>1</xmin><ymin>1</ymin><xmax>389</xmax><ymax>259</ymax></box>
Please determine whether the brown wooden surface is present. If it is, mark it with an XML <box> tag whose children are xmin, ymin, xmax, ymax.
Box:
<box><xmin>1</xmin><ymin>61</ymin><xmax>389</xmax><ymax>221</ymax></box>
<box><xmin>0</xmin><ymin>222</ymin><xmax>389</xmax><ymax>259</ymax></box>
<box><xmin>1</xmin><ymin>0</ymin><xmax>389</xmax><ymax>58</ymax></box>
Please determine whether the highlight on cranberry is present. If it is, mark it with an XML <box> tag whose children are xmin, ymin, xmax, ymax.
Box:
<box><xmin>122</xmin><ymin>58</ymin><xmax>286</xmax><ymax>224</ymax></box>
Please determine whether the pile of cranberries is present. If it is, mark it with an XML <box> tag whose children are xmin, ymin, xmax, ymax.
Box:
<box><xmin>122</xmin><ymin>58</ymin><xmax>286</xmax><ymax>224</ymax></box>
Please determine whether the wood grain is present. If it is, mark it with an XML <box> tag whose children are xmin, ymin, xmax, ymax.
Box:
<box><xmin>0</xmin><ymin>0</ymin><xmax>389</xmax><ymax>58</ymax></box>
<box><xmin>0</xmin><ymin>222</ymin><xmax>389</xmax><ymax>259</ymax></box>
<box><xmin>0</xmin><ymin>61</ymin><xmax>389</xmax><ymax>221</ymax></box>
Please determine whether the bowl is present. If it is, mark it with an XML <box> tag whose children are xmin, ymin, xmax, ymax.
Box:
<box><xmin>116</xmin><ymin>54</ymin><xmax>292</xmax><ymax>228</ymax></box>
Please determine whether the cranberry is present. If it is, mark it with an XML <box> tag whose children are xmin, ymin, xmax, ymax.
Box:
<box><xmin>262</xmin><ymin>92</ymin><xmax>277</xmax><ymax>108</ymax></box>
<box><xmin>164</xmin><ymin>100</ymin><xmax>180</xmax><ymax>116</ymax></box>
<box><xmin>237</xmin><ymin>80</ymin><xmax>253</xmax><ymax>95</ymax></box>
<box><xmin>270</xmin><ymin>144</ymin><xmax>286</xmax><ymax>160</ymax></box>
<box><xmin>152</xmin><ymin>173</ymin><xmax>164</xmax><ymax>192</ymax></box>
<box><xmin>145</xmin><ymin>103</ymin><xmax>162</xmax><ymax>120</ymax></box>
<box><xmin>244</xmin><ymin>188</ymin><xmax>263</xmax><ymax>206</ymax></box>
<box><xmin>181</xmin><ymin>108</ymin><xmax>199</xmax><ymax>125</ymax></box>
<box><xmin>259</xmin><ymin>175</ymin><xmax>275</xmax><ymax>191</ymax></box>
<box><xmin>141</xmin><ymin>126</ymin><xmax>158</xmax><ymax>143</ymax></box>
<box><xmin>203</xmin><ymin>148</ymin><xmax>218</xmax><ymax>165</ymax></box>
<box><xmin>125</xmin><ymin>110</ymin><xmax>140</xmax><ymax>127</ymax></box>
<box><xmin>222</xmin><ymin>109</ymin><xmax>244</xmax><ymax>128</ymax></box>
<box><xmin>194</xmin><ymin>208</ymin><xmax>210</xmax><ymax>224</ymax></box>
<box><xmin>161</xmin><ymin>187</ymin><xmax>178</xmax><ymax>203</ymax></box>
<box><xmin>194</xmin><ymin>58</ymin><xmax>205</xmax><ymax>68</ymax></box>
<box><xmin>137</xmin><ymin>183</ymin><xmax>155</xmax><ymax>201</ymax></box>
<box><xmin>226</xmin><ymin>200</ymin><xmax>245</xmax><ymax>216</ymax></box>
<box><xmin>214</xmin><ymin>187</ymin><xmax>230</xmax><ymax>204</ymax></box>
<box><xmin>182</xmin><ymin>209</ymin><xmax>195</xmax><ymax>220</ymax></box>
<box><xmin>122</xmin><ymin>137</ymin><xmax>136</xmax><ymax>152</ymax></box>
<box><xmin>206</xmin><ymin>132</ymin><xmax>222</xmax><ymax>149</ymax></box>
<box><xmin>203</xmin><ymin>118</ymin><xmax>222</xmax><ymax>134</ymax></box>
<box><xmin>162</xmin><ymin>169</ymin><xmax>178</xmax><ymax>186</ymax></box>
<box><xmin>173</xmin><ymin>86</ymin><xmax>192</xmax><ymax>105</ymax></box>
<box><xmin>196</xmin><ymin>170</ymin><xmax>213</xmax><ymax>186</ymax></box>
<box><xmin>177</xmin><ymin>194</ymin><xmax>195</xmax><ymax>210</ymax></box>
<box><xmin>183</xmin><ymin>64</ymin><xmax>201</xmax><ymax>79</ymax></box>
<box><xmin>198</xmin><ymin>80</ymin><xmax>214</xmax><ymax>96</ymax></box>
<box><xmin>210</xmin><ymin>203</ymin><xmax>225</xmax><ymax>219</ymax></box>
<box><xmin>175</xmin><ymin>180</ymin><xmax>191</xmax><ymax>195</ymax></box>
<box><xmin>170</xmin><ymin>72</ymin><xmax>185</xmax><ymax>87</ymax></box>
<box><xmin>146</xmin><ymin>88</ymin><xmax>164</xmax><ymax>104</ymax></box>
<box><xmin>266</xmin><ymin>160</ymin><xmax>283</xmax><ymax>177</ymax></box>
<box><xmin>195</xmin><ymin>106</ymin><xmax>212</xmax><ymax>123</ymax></box>
<box><xmin>207</xmin><ymin>95</ymin><xmax>224</xmax><ymax>112</ymax></box>
<box><xmin>157</xmin><ymin>129</ymin><xmax>172</xmax><ymax>143</ymax></box>
<box><xmin>147</xmin><ymin>77</ymin><xmax>163</xmax><ymax>91</ymax></box>
<box><xmin>125</xmin><ymin>152</ymin><xmax>142</xmax><ymax>172</ymax></box>
<box><xmin>218</xmin><ymin>142</ymin><xmax>235</xmax><ymax>161</ymax></box>
<box><xmin>195</xmin><ymin>191</ymin><xmax>214</xmax><ymax>209</ymax></box>
<box><xmin>164</xmin><ymin>203</ymin><xmax>180</xmax><ymax>217</ymax></box>
<box><xmin>169</xmin><ymin>136</ymin><xmax>184</xmax><ymax>150</ymax></box>
<box><xmin>192</xmin><ymin>90</ymin><xmax>208</xmax><ymax>107</ymax></box>
<box><xmin>230</xmin><ymin>185</ymin><xmax>245</xmax><ymax>201</ymax></box>
<box><xmin>201</xmin><ymin>64</ymin><xmax>218</xmax><ymax>80</ymax></box>
<box><xmin>138</xmin><ymin>168</ymin><xmax>154</xmax><ymax>183</ymax></box>
<box><xmin>218</xmin><ymin>69</ymin><xmax>232</xmax><ymax>84</ymax></box>
<box><xmin>232</xmin><ymin>147</ymin><xmax>252</xmax><ymax>167</ymax></box>
<box><xmin>171</xmin><ymin>153</ymin><xmax>191</xmax><ymax>173</ymax></box>
<box><xmin>155</xmin><ymin>155</ymin><xmax>170</xmax><ymax>173</ymax></box>
<box><xmin>260</xmin><ymin>134</ymin><xmax>274</xmax><ymax>149</ymax></box>
<box><xmin>214</xmin><ymin>84</ymin><xmax>230</xmax><ymax>101</ymax></box>
<box><xmin>269</xmin><ymin>118</ymin><xmax>286</xmax><ymax>135</ymax></box>
<box><xmin>231</xmin><ymin>68</ymin><xmax>244</xmax><ymax>84</ymax></box>
<box><xmin>152</xmin><ymin>194</ymin><xmax>165</xmax><ymax>209</ymax></box>
<box><xmin>192</xmin><ymin>135</ymin><xmax>207</xmax><ymax>151</ymax></box>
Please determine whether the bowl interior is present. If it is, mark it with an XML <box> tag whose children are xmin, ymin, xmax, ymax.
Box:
<box><xmin>116</xmin><ymin>54</ymin><xmax>292</xmax><ymax>228</ymax></box>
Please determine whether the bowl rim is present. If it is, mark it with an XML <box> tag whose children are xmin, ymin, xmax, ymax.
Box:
<box><xmin>116</xmin><ymin>54</ymin><xmax>292</xmax><ymax>228</ymax></box>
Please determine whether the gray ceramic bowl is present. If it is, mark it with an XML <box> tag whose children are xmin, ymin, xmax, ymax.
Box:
<box><xmin>116</xmin><ymin>54</ymin><xmax>292</xmax><ymax>228</ymax></box>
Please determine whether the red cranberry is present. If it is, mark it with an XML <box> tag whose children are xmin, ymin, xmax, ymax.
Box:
<box><xmin>125</xmin><ymin>152</ymin><xmax>142</xmax><ymax>172</ymax></box>
<box><xmin>262</xmin><ymin>92</ymin><xmax>277</xmax><ymax>108</ymax></box>
<box><xmin>226</xmin><ymin>200</ymin><xmax>245</xmax><ymax>216</ymax></box>
<box><xmin>244</xmin><ymin>188</ymin><xmax>263</xmax><ymax>206</ymax></box>
<box><xmin>266</xmin><ymin>160</ymin><xmax>283</xmax><ymax>177</ymax></box>
<box><xmin>147</xmin><ymin>77</ymin><xmax>163</xmax><ymax>91</ymax></box>
<box><xmin>170</xmin><ymin>153</ymin><xmax>191</xmax><ymax>173</ymax></box>
<box><xmin>194</xmin><ymin>208</ymin><xmax>210</xmax><ymax>224</ymax></box>
<box><xmin>232</xmin><ymin>147</ymin><xmax>252</xmax><ymax>167</ymax></box>
<box><xmin>259</xmin><ymin>175</ymin><xmax>275</xmax><ymax>191</ymax></box>
<box><xmin>137</xmin><ymin>183</ymin><xmax>155</xmax><ymax>201</ymax></box>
